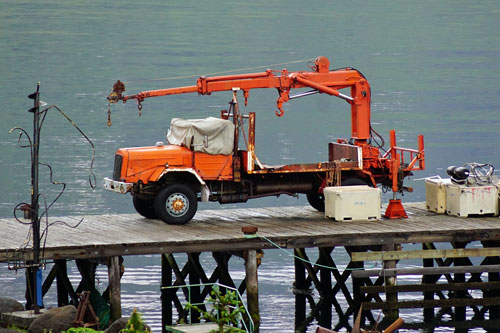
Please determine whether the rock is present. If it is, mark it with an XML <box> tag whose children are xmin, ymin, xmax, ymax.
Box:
<box><xmin>104</xmin><ymin>317</ymin><xmax>128</xmax><ymax>333</ymax></box>
<box><xmin>0</xmin><ymin>297</ymin><xmax>24</xmax><ymax>316</ymax></box>
<box><xmin>28</xmin><ymin>305</ymin><xmax>77</xmax><ymax>333</ymax></box>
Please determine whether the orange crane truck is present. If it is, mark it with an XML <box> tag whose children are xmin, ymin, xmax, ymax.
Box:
<box><xmin>105</xmin><ymin>56</ymin><xmax>425</xmax><ymax>224</ymax></box>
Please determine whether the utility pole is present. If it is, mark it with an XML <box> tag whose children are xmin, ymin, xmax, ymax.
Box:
<box><xmin>28</xmin><ymin>83</ymin><xmax>42</xmax><ymax>313</ymax></box>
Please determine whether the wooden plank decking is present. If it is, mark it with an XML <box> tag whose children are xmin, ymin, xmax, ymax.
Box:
<box><xmin>1</xmin><ymin>202</ymin><xmax>500</xmax><ymax>262</ymax></box>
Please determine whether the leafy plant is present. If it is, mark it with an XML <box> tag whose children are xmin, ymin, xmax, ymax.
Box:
<box><xmin>186</xmin><ymin>287</ymin><xmax>246</xmax><ymax>333</ymax></box>
<box><xmin>121</xmin><ymin>308</ymin><xmax>151</xmax><ymax>333</ymax></box>
<box><xmin>7</xmin><ymin>324</ymin><xmax>28</xmax><ymax>332</ymax></box>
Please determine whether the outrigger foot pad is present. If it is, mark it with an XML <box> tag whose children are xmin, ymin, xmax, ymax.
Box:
<box><xmin>384</xmin><ymin>199</ymin><xmax>408</xmax><ymax>219</ymax></box>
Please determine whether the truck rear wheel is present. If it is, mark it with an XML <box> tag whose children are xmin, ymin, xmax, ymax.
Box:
<box><xmin>307</xmin><ymin>193</ymin><xmax>325</xmax><ymax>212</ymax></box>
<box><xmin>154</xmin><ymin>184</ymin><xmax>197</xmax><ymax>225</ymax></box>
<box><xmin>307</xmin><ymin>177</ymin><xmax>369</xmax><ymax>212</ymax></box>
<box><xmin>132</xmin><ymin>196</ymin><xmax>157</xmax><ymax>219</ymax></box>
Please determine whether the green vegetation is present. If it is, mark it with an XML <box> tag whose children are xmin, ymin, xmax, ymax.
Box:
<box><xmin>7</xmin><ymin>324</ymin><xmax>28</xmax><ymax>332</ymax></box>
<box><xmin>121</xmin><ymin>308</ymin><xmax>151</xmax><ymax>333</ymax></box>
<box><xmin>186</xmin><ymin>287</ymin><xmax>246</xmax><ymax>333</ymax></box>
<box><xmin>64</xmin><ymin>328</ymin><xmax>102</xmax><ymax>333</ymax></box>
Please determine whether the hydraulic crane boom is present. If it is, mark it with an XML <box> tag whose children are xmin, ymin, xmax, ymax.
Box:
<box><xmin>108</xmin><ymin>56</ymin><xmax>372</xmax><ymax>141</ymax></box>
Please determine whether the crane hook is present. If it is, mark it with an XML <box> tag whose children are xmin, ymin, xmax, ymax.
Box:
<box><xmin>137</xmin><ymin>101</ymin><xmax>143</xmax><ymax>117</ymax></box>
<box><xmin>275</xmin><ymin>89</ymin><xmax>289</xmax><ymax>117</ymax></box>
<box><xmin>107</xmin><ymin>103</ymin><xmax>112</xmax><ymax>126</ymax></box>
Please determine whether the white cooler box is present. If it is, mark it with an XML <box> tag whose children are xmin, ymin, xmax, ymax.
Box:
<box><xmin>446</xmin><ymin>183</ymin><xmax>498</xmax><ymax>217</ymax></box>
<box><xmin>324</xmin><ymin>185</ymin><xmax>381</xmax><ymax>221</ymax></box>
<box><xmin>425</xmin><ymin>177</ymin><xmax>451</xmax><ymax>214</ymax></box>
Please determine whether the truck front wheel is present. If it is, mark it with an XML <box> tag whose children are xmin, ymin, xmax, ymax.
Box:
<box><xmin>154</xmin><ymin>184</ymin><xmax>197</xmax><ymax>225</ymax></box>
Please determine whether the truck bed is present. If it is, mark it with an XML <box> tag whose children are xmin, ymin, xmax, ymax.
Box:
<box><xmin>251</xmin><ymin>160</ymin><xmax>360</xmax><ymax>174</ymax></box>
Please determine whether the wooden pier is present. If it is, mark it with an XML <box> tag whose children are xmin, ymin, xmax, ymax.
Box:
<box><xmin>2</xmin><ymin>202</ymin><xmax>500</xmax><ymax>331</ymax></box>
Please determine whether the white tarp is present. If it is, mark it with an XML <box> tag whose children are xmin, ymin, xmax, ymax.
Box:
<box><xmin>167</xmin><ymin>117</ymin><xmax>235</xmax><ymax>155</ymax></box>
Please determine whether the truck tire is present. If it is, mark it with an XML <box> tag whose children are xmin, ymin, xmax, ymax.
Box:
<box><xmin>307</xmin><ymin>193</ymin><xmax>325</xmax><ymax>212</ymax></box>
<box><xmin>154</xmin><ymin>184</ymin><xmax>197</xmax><ymax>225</ymax></box>
<box><xmin>342</xmin><ymin>177</ymin><xmax>369</xmax><ymax>186</ymax></box>
<box><xmin>132</xmin><ymin>196</ymin><xmax>157</xmax><ymax>219</ymax></box>
<box><xmin>307</xmin><ymin>177</ymin><xmax>369</xmax><ymax>212</ymax></box>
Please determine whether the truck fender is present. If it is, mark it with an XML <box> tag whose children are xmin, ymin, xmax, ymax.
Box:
<box><xmin>156</xmin><ymin>168</ymin><xmax>210</xmax><ymax>202</ymax></box>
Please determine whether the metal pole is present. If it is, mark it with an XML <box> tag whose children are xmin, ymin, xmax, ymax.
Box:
<box><xmin>28</xmin><ymin>83</ymin><xmax>41</xmax><ymax>313</ymax></box>
<box><xmin>231</xmin><ymin>89</ymin><xmax>241</xmax><ymax>182</ymax></box>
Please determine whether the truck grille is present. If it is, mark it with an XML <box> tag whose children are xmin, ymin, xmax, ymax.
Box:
<box><xmin>113</xmin><ymin>154</ymin><xmax>123</xmax><ymax>181</ymax></box>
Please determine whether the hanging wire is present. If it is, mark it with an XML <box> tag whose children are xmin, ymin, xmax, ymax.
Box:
<box><xmin>9</xmin><ymin>103</ymin><xmax>97</xmax><ymax>266</ymax></box>
<box><xmin>370</xmin><ymin>126</ymin><xmax>386</xmax><ymax>152</ymax></box>
<box><xmin>256</xmin><ymin>233</ymin><xmax>378</xmax><ymax>271</ymax></box>
<box><xmin>121</xmin><ymin>58</ymin><xmax>315</xmax><ymax>85</ymax></box>
<box><xmin>40</xmin><ymin>105</ymin><xmax>96</xmax><ymax>188</ymax></box>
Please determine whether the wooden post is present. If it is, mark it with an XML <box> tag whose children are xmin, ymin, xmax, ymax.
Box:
<box><xmin>213</xmin><ymin>252</ymin><xmax>235</xmax><ymax>287</ymax></box>
<box><xmin>349</xmin><ymin>246</ymin><xmax>366</xmax><ymax>328</ymax></box>
<box><xmin>294</xmin><ymin>248</ymin><xmax>306</xmax><ymax>329</ymax></box>
<box><xmin>108</xmin><ymin>256</ymin><xmax>121</xmax><ymax>322</ymax></box>
<box><xmin>422</xmin><ymin>244</ymin><xmax>435</xmax><ymax>323</ymax></box>
<box><xmin>245</xmin><ymin>249</ymin><xmax>260</xmax><ymax>332</ymax></box>
<box><xmin>161</xmin><ymin>253</ymin><xmax>173</xmax><ymax>332</ymax></box>
<box><xmin>383</xmin><ymin>244</ymin><xmax>399</xmax><ymax>323</ymax></box>
<box><xmin>41</xmin><ymin>264</ymin><xmax>57</xmax><ymax>298</ymax></box>
<box><xmin>319</xmin><ymin>247</ymin><xmax>332</xmax><ymax>329</ymax></box>
<box><xmin>76</xmin><ymin>259</ymin><xmax>97</xmax><ymax>293</ymax></box>
<box><xmin>188</xmin><ymin>253</ymin><xmax>201</xmax><ymax>324</ymax></box>
<box><xmin>55</xmin><ymin>260</ymin><xmax>69</xmax><ymax>306</ymax></box>
<box><xmin>25</xmin><ymin>267</ymin><xmax>34</xmax><ymax>310</ymax></box>
<box><xmin>453</xmin><ymin>242</ymin><xmax>467</xmax><ymax>322</ymax></box>
<box><xmin>482</xmin><ymin>241</ymin><xmax>500</xmax><ymax>321</ymax></box>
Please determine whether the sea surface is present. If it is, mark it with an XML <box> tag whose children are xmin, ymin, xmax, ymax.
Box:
<box><xmin>1</xmin><ymin>1</ymin><xmax>500</xmax><ymax>331</ymax></box>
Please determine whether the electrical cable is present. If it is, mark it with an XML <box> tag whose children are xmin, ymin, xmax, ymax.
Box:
<box><xmin>41</xmin><ymin>105</ymin><xmax>96</xmax><ymax>188</ymax></box>
<box><xmin>370</xmin><ymin>126</ymin><xmax>386</xmax><ymax>152</ymax></box>
<box><xmin>122</xmin><ymin>58</ymin><xmax>315</xmax><ymax>85</ymax></box>
<box><xmin>9</xmin><ymin>127</ymin><xmax>33</xmax><ymax>150</ymax></box>
<box><xmin>256</xmin><ymin>233</ymin><xmax>378</xmax><ymax>271</ymax></box>
<box><xmin>9</xmin><ymin>103</ymin><xmax>97</xmax><ymax>267</ymax></box>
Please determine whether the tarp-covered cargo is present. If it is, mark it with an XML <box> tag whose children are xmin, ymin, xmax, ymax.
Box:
<box><xmin>167</xmin><ymin>117</ymin><xmax>235</xmax><ymax>155</ymax></box>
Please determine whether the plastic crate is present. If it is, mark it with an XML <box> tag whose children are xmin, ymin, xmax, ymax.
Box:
<box><xmin>324</xmin><ymin>185</ymin><xmax>381</xmax><ymax>221</ymax></box>
<box><xmin>446</xmin><ymin>183</ymin><xmax>498</xmax><ymax>217</ymax></box>
<box><xmin>425</xmin><ymin>177</ymin><xmax>451</xmax><ymax>214</ymax></box>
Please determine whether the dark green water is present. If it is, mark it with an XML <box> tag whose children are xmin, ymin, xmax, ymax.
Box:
<box><xmin>1</xmin><ymin>1</ymin><xmax>500</xmax><ymax>331</ymax></box>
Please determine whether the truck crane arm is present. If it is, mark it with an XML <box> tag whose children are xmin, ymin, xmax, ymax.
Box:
<box><xmin>108</xmin><ymin>56</ymin><xmax>372</xmax><ymax>141</ymax></box>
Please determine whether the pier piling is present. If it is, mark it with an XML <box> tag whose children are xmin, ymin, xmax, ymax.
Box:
<box><xmin>245</xmin><ymin>249</ymin><xmax>260</xmax><ymax>332</ymax></box>
<box><xmin>108</xmin><ymin>256</ymin><xmax>122</xmax><ymax>322</ymax></box>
